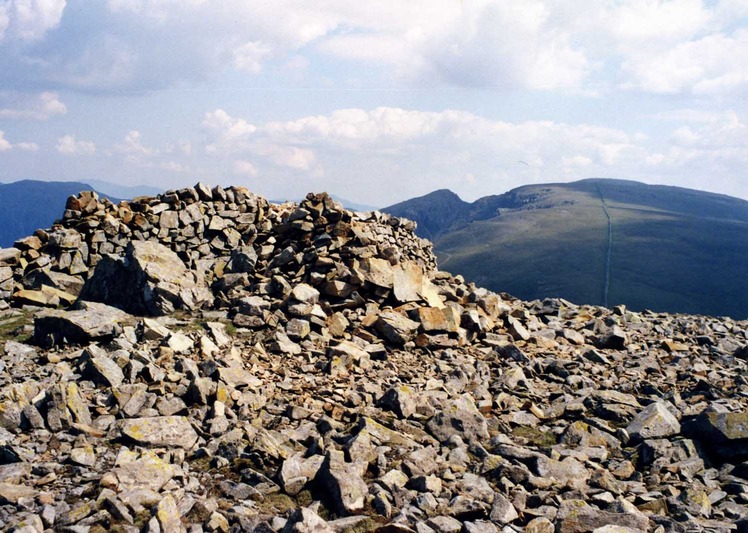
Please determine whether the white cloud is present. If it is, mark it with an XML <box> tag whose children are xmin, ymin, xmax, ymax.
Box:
<box><xmin>1</xmin><ymin>0</ymin><xmax>66</xmax><ymax>42</ymax></box>
<box><xmin>200</xmin><ymin>105</ymin><xmax>748</xmax><ymax>203</ymax></box>
<box><xmin>0</xmin><ymin>92</ymin><xmax>67</xmax><ymax>120</ymax></box>
<box><xmin>255</xmin><ymin>144</ymin><xmax>319</xmax><ymax>172</ymax></box>
<box><xmin>0</xmin><ymin>131</ymin><xmax>11</xmax><ymax>152</ymax></box>
<box><xmin>233</xmin><ymin>159</ymin><xmax>259</xmax><ymax>177</ymax></box>
<box><xmin>2</xmin><ymin>0</ymin><xmax>747</xmax><ymax>96</ymax></box>
<box><xmin>202</xmin><ymin>109</ymin><xmax>257</xmax><ymax>153</ymax></box>
<box><xmin>0</xmin><ymin>130</ymin><xmax>38</xmax><ymax>151</ymax></box>
<box><xmin>116</xmin><ymin>130</ymin><xmax>158</xmax><ymax>156</ymax></box>
<box><xmin>233</xmin><ymin>41</ymin><xmax>272</xmax><ymax>74</ymax></box>
<box><xmin>160</xmin><ymin>160</ymin><xmax>189</xmax><ymax>172</ymax></box>
<box><xmin>622</xmin><ymin>28</ymin><xmax>748</xmax><ymax>94</ymax></box>
<box><xmin>56</xmin><ymin>134</ymin><xmax>96</xmax><ymax>155</ymax></box>
<box><xmin>607</xmin><ymin>0</ymin><xmax>712</xmax><ymax>45</ymax></box>
<box><xmin>15</xmin><ymin>141</ymin><xmax>38</xmax><ymax>151</ymax></box>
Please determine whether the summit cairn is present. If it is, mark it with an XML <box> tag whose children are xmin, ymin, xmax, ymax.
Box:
<box><xmin>0</xmin><ymin>183</ymin><xmax>746</xmax><ymax>531</ymax></box>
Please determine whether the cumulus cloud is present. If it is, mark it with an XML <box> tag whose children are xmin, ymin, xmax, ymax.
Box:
<box><xmin>0</xmin><ymin>92</ymin><xmax>67</xmax><ymax>120</ymax></box>
<box><xmin>0</xmin><ymin>130</ymin><xmax>38</xmax><ymax>151</ymax></box>
<box><xmin>0</xmin><ymin>0</ymin><xmax>67</xmax><ymax>42</ymax></box>
<box><xmin>56</xmin><ymin>134</ymin><xmax>96</xmax><ymax>155</ymax></box>
<box><xmin>622</xmin><ymin>28</ymin><xmax>748</xmax><ymax>94</ymax></box>
<box><xmin>233</xmin><ymin>160</ymin><xmax>259</xmax><ymax>177</ymax></box>
<box><xmin>107</xmin><ymin>130</ymin><xmax>192</xmax><ymax>175</ymax></box>
<box><xmin>202</xmin><ymin>109</ymin><xmax>257</xmax><ymax>153</ymax></box>
<box><xmin>233</xmin><ymin>41</ymin><xmax>273</xmax><ymax>74</ymax></box>
<box><xmin>116</xmin><ymin>130</ymin><xmax>158</xmax><ymax>156</ymax></box>
<box><xmin>199</xmin><ymin>106</ymin><xmax>748</xmax><ymax>203</ymax></box>
<box><xmin>1</xmin><ymin>0</ymin><xmax>747</xmax><ymax>95</ymax></box>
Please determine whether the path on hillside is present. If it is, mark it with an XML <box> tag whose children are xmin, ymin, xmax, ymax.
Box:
<box><xmin>596</xmin><ymin>183</ymin><xmax>613</xmax><ymax>308</ymax></box>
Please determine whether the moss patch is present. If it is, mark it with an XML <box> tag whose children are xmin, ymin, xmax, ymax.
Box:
<box><xmin>0</xmin><ymin>310</ymin><xmax>33</xmax><ymax>345</ymax></box>
<box><xmin>511</xmin><ymin>426</ymin><xmax>557</xmax><ymax>447</ymax></box>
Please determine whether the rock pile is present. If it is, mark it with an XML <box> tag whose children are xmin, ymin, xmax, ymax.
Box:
<box><xmin>0</xmin><ymin>184</ymin><xmax>746</xmax><ymax>532</ymax></box>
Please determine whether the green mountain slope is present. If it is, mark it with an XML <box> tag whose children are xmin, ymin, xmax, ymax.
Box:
<box><xmin>385</xmin><ymin>179</ymin><xmax>748</xmax><ymax>319</ymax></box>
<box><xmin>0</xmin><ymin>180</ymin><xmax>117</xmax><ymax>248</ymax></box>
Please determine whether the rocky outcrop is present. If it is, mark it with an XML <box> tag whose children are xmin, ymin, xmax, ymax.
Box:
<box><xmin>0</xmin><ymin>183</ymin><xmax>746</xmax><ymax>532</ymax></box>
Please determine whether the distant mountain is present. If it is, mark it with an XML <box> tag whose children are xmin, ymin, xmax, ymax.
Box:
<box><xmin>385</xmin><ymin>179</ymin><xmax>748</xmax><ymax>319</ymax></box>
<box><xmin>0</xmin><ymin>180</ymin><xmax>117</xmax><ymax>248</ymax></box>
<box><xmin>84</xmin><ymin>179</ymin><xmax>163</xmax><ymax>199</ymax></box>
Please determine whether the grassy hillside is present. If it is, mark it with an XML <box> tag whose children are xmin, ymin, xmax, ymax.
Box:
<box><xmin>386</xmin><ymin>179</ymin><xmax>748</xmax><ymax>319</ymax></box>
<box><xmin>0</xmin><ymin>180</ymin><xmax>116</xmax><ymax>248</ymax></box>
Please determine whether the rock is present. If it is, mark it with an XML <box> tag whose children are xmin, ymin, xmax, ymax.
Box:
<box><xmin>380</xmin><ymin>385</ymin><xmax>418</xmax><ymax>419</ymax></box>
<box><xmin>34</xmin><ymin>301</ymin><xmax>133</xmax><ymax>346</ymax></box>
<box><xmin>279</xmin><ymin>453</ymin><xmax>325</xmax><ymax>496</ymax></box>
<box><xmin>533</xmin><ymin>456</ymin><xmax>590</xmax><ymax>490</ymax></box>
<box><xmin>556</xmin><ymin>500</ymin><xmax>649</xmax><ymax>532</ymax></box>
<box><xmin>70</xmin><ymin>445</ymin><xmax>96</xmax><ymax>467</ymax></box>
<box><xmin>489</xmin><ymin>493</ymin><xmax>519</xmax><ymax>524</ymax></box>
<box><xmin>464</xmin><ymin>521</ymin><xmax>498</xmax><ymax>533</ymax></box>
<box><xmin>290</xmin><ymin>283</ymin><xmax>319</xmax><ymax>304</ymax></box>
<box><xmin>117</xmin><ymin>416</ymin><xmax>198</xmax><ymax>449</ymax></box>
<box><xmin>81</xmin><ymin>240</ymin><xmax>211</xmax><ymax>315</ymax></box>
<box><xmin>227</xmin><ymin>246</ymin><xmax>258</xmax><ymax>273</ymax></box>
<box><xmin>282</xmin><ymin>507</ymin><xmax>333</xmax><ymax>533</ymax></box>
<box><xmin>597</xmin><ymin>325</ymin><xmax>628</xmax><ymax>349</ymax></box>
<box><xmin>157</xmin><ymin>493</ymin><xmax>185</xmax><ymax>533</ymax></box>
<box><xmin>0</xmin><ymin>482</ymin><xmax>37</xmax><ymax>504</ymax></box>
<box><xmin>85</xmin><ymin>351</ymin><xmax>125</xmax><ymax>387</ymax></box>
<box><xmin>114</xmin><ymin>451</ymin><xmax>177</xmax><ymax>491</ymax></box>
<box><xmin>426</xmin><ymin>395</ymin><xmax>489</xmax><ymax>443</ymax></box>
<box><xmin>166</xmin><ymin>332</ymin><xmax>194</xmax><ymax>354</ymax></box>
<box><xmin>392</xmin><ymin>261</ymin><xmax>424</xmax><ymax>303</ymax></box>
<box><xmin>0</xmin><ymin>247</ymin><xmax>21</xmax><ymax>266</ymax></box>
<box><xmin>318</xmin><ymin>451</ymin><xmax>368</xmax><ymax>514</ymax></box>
<box><xmin>359</xmin><ymin>257</ymin><xmax>394</xmax><ymax>288</ymax></box>
<box><xmin>426</xmin><ymin>515</ymin><xmax>463</xmax><ymax>532</ymax></box>
<box><xmin>525</xmin><ymin>517</ymin><xmax>555</xmax><ymax>533</ymax></box>
<box><xmin>626</xmin><ymin>401</ymin><xmax>681</xmax><ymax>442</ymax></box>
<box><xmin>375</xmin><ymin>311</ymin><xmax>420</xmax><ymax>345</ymax></box>
<box><xmin>684</xmin><ymin>410</ymin><xmax>748</xmax><ymax>460</ymax></box>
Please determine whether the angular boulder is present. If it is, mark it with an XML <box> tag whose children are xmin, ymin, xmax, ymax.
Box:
<box><xmin>117</xmin><ymin>416</ymin><xmax>198</xmax><ymax>449</ymax></box>
<box><xmin>426</xmin><ymin>395</ymin><xmax>490</xmax><ymax>444</ymax></box>
<box><xmin>626</xmin><ymin>401</ymin><xmax>681</xmax><ymax>442</ymax></box>
<box><xmin>81</xmin><ymin>240</ymin><xmax>211</xmax><ymax>315</ymax></box>
<box><xmin>34</xmin><ymin>301</ymin><xmax>133</xmax><ymax>346</ymax></box>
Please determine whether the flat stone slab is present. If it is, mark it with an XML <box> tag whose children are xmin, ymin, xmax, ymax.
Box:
<box><xmin>117</xmin><ymin>416</ymin><xmax>198</xmax><ymax>449</ymax></box>
<box><xmin>34</xmin><ymin>301</ymin><xmax>134</xmax><ymax>346</ymax></box>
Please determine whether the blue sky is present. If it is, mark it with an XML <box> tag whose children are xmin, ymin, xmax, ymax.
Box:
<box><xmin>0</xmin><ymin>0</ymin><xmax>747</xmax><ymax>206</ymax></box>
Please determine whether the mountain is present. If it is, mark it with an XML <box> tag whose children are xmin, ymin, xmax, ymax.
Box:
<box><xmin>84</xmin><ymin>179</ymin><xmax>163</xmax><ymax>199</ymax></box>
<box><xmin>385</xmin><ymin>178</ymin><xmax>748</xmax><ymax>319</ymax></box>
<box><xmin>0</xmin><ymin>180</ymin><xmax>120</xmax><ymax>248</ymax></box>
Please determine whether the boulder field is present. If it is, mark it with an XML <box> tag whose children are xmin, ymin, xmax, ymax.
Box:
<box><xmin>0</xmin><ymin>184</ymin><xmax>746</xmax><ymax>532</ymax></box>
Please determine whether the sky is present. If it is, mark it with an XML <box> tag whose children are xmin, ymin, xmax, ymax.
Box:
<box><xmin>0</xmin><ymin>0</ymin><xmax>747</xmax><ymax>207</ymax></box>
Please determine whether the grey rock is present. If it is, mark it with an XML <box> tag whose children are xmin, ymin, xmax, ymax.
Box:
<box><xmin>81</xmin><ymin>240</ymin><xmax>211</xmax><ymax>316</ymax></box>
<box><xmin>318</xmin><ymin>451</ymin><xmax>368</xmax><ymax>514</ymax></box>
<box><xmin>626</xmin><ymin>401</ymin><xmax>681</xmax><ymax>441</ymax></box>
<box><xmin>117</xmin><ymin>416</ymin><xmax>198</xmax><ymax>448</ymax></box>
<box><xmin>375</xmin><ymin>311</ymin><xmax>420</xmax><ymax>345</ymax></box>
<box><xmin>426</xmin><ymin>395</ymin><xmax>489</xmax><ymax>443</ymax></box>
<box><xmin>34</xmin><ymin>301</ymin><xmax>133</xmax><ymax>346</ymax></box>
<box><xmin>556</xmin><ymin>500</ymin><xmax>649</xmax><ymax>532</ymax></box>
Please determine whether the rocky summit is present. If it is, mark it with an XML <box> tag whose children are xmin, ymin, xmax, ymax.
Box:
<box><xmin>0</xmin><ymin>184</ymin><xmax>746</xmax><ymax>533</ymax></box>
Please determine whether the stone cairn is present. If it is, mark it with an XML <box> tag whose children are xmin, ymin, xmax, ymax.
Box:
<box><xmin>0</xmin><ymin>183</ymin><xmax>746</xmax><ymax>532</ymax></box>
